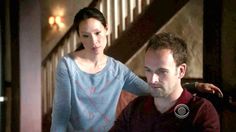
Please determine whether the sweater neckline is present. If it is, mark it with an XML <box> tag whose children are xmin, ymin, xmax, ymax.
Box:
<box><xmin>70</xmin><ymin>54</ymin><xmax>111</xmax><ymax>76</ymax></box>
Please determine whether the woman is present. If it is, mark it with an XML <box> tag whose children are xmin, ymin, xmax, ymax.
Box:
<box><xmin>51</xmin><ymin>7</ymin><xmax>222</xmax><ymax>132</ymax></box>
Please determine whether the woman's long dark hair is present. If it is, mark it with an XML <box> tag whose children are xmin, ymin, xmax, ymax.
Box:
<box><xmin>75</xmin><ymin>42</ymin><xmax>84</xmax><ymax>51</ymax></box>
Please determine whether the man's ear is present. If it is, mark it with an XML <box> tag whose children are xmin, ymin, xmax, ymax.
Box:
<box><xmin>178</xmin><ymin>63</ymin><xmax>187</xmax><ymax>79</ymax></box>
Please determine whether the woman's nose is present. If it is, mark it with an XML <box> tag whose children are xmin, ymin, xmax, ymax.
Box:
<box><xmin>91</xmin><ymin>35</ymin><xmax>98</xmax><ymax>45</ymax></box>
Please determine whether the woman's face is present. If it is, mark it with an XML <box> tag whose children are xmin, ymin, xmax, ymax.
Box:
<box><xmin>78</xmin><ymin>18</ymin><xmax>108</xmax><ymax>55</ymax></box>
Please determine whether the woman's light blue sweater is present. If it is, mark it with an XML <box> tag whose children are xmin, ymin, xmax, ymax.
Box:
<box><xmin>51</xmin><ymin>55</ymin><xmax>149</xmax><ymax>132</ymax></box>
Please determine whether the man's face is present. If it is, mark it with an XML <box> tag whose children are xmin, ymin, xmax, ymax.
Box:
<box><xmin>144</xmin><ymin>49</ymin><xmax>185</xmax><ymax>98</ymax></box>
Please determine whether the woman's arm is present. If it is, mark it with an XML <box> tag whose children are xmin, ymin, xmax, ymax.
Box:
<box><xmin>51</xmin><ymin>58</ymin><xmax>72</xmax><ymax>132</ymax></box>
<box><xmin>184</xmin><ymin>82</ymin><xmax>223</xmax><ymax>98</ymax></box>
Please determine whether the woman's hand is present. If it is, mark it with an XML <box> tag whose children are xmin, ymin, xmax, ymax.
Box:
<box><xmin>196</xmin><ymin>82</ymin><xmax>223</xmax><ymax>98</ymax></box>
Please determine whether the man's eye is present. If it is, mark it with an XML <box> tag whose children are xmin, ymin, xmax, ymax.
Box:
<box><xmin>144</xmin><ymin>68</ymin><xmax>151</xmax><ymax>72</ymax></box>
<box><xmin>82</xmin><ymin>34</ymin><xmax>89</xmax><ymax>38</ymax></box>
<box><xmin>158</xmin><ymin>70</ymin><xmax>168</xmax><ymax>74</ymax></box>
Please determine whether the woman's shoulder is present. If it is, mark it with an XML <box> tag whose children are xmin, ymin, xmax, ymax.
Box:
<box><xmin>107</xmin><ymin>56</ymin><xmax>130</xmax><ymax>71</ymax></box>
<box><xmin>59</xmin><ymin>54</ymin><xmax>73</xmax><ymax>61</ymax></box>
<box><xmin>57</xmin><ymin>53</ymin><xmax>76</xmax><ymax>67</ymax></box>
<box><xmin>108</xmin><ymin>56</ymin><xmax>126</xmax><ymax>67</ymax></box>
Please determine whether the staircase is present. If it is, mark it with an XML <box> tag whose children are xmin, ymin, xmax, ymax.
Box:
<box><xmin>41</xmin><ymin>0</ymin><xmax>190</xmax><ymax>130</ymax></box>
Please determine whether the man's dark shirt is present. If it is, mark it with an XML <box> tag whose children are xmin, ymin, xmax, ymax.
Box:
<box><xmin>110</xmin><ymin>89</ymin><xmax>220</xmax><ymax>132</ymax></box>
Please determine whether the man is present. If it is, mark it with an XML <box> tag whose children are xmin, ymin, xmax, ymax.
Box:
<box><xmin>110</xmin><ymin>33</ymin><xmax>220</xmax><ymax>131</ymax></box>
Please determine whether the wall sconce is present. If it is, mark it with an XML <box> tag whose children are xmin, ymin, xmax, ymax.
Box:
<box><xmin>48</xmin><ymin>15</ymin><xmax>65</xmax><ymax>30</ymax></box>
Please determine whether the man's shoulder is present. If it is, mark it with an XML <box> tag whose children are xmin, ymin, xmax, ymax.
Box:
<box><xmin>189</xmin><ymin>95</ymin><xmax>217</xmax><ymax>113</ymax></box>
<box><xmin>191</xmin><ymin>95</ymin><xmax>214</xmax><ymax>106</ymax></box>
<box><xmin>188</xmin><ymin>95</ymin><xmax>220</xmax><ymax>131</ymax></box>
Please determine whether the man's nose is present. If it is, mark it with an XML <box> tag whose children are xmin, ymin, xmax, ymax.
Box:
<box><xmin>150</xmin><ymin>73</ymin><xmax>159</xmax><ymax>84</ymax></box>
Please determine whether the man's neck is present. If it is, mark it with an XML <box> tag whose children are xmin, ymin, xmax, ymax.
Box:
<box><xmin>154</xmin><ymin>87</ymin><xmax>183</xmax><ymax>113</ymax></box>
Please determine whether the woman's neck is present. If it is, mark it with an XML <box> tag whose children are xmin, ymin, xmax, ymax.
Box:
<box><xmin>73</xmin><ymin>50</ymin><xmax>108</xmax><ymax>74</ymax></box>
<box><xmin>81</xmin><ymin>50</ymin><xmax>106</xmax><ymax>63</ymax></box>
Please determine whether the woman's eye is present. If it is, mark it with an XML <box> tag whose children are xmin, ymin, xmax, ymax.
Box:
<box><xmin>95</xmin><ymin>32</ymin><xmax>101</xmax><ymax>35</ymax></box>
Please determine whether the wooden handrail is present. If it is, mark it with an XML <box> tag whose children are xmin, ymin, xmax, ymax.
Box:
<box><xmin>88</xmin><ymin>0</ymin><xmax>102</xmax><ymax>7</ymax></box>
<box><xmin>42</xmin><ymin>25</ymin><xmax>75</xmax><ymax>66</ymax></box>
